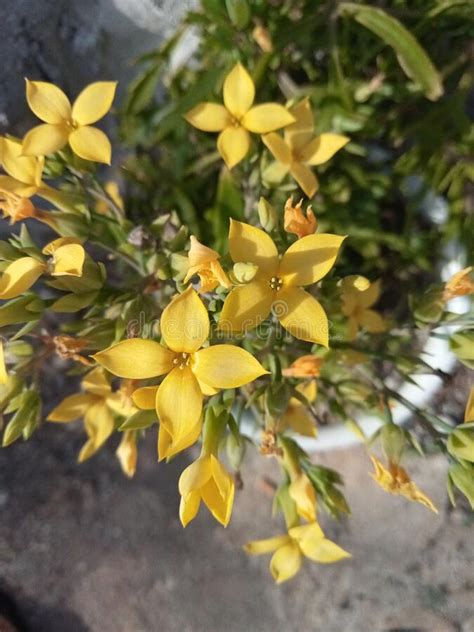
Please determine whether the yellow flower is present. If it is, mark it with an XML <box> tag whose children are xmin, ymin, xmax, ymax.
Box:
<box><xmin>443</xmin><ymin>266</ymin><xmax>474</xmax><ymax>301</ymax></box>
<box><xmin>116</xmin><ymin>430</ymin><xmax>138</xmax><ymax>478</ymax></box>
<box><xmin>93</xmin><ymin>287</ymin><xmax>268</xmax><ymax>460</ymax></box>
<box><xmin>244</xmin><ymin>521</ymin><xmax>351</xmax><ymax>583</ymax></box>
<box><xmin>185</xmin><ymin>63</ymin><xmax>295</xmax><ymax>169</ymax></box>
<box><xmin>0</xmin><ymin>237</ymin><xmax>85</xmax><ymax>300</ymax></box>
<box><xmin>0</xmin><ymin>136</ymin><xmax>45</xmax><ymax>223</ymax></box>
<box><xmin>179</xmin><ymin>454</ymin><xmax>235</xmax><ymax>527</ymax></box>
<box><xmin>369</xmin><ymin>455</ymin><xmax>438</xmax><ymax>513</ymax></box>
<box><xmin>48</xmin><ymin>368</ymin><xmax>137</xmax><ymax>462</ymax></box>
<box><xmin>278</xmin><ymin>381</ymin><xmax>317</xmax><ymax>438</ymax></box>
<box><xmin>282</xmin><ymin>355</ymin><xmax>323</xmax><ymax>378</ymax></box>
<box><xmin>341</xmin><ymin>276</ymin><xmax>386</xmax><ymax>340</ymax></box>
<box><xmin>280</xmin><ymin>438</ymin><xmax>317</xmax><ymax>521</ymax></box>
<box><xmin>262</xmin><ymin>98</ymin><xmax>349</xmax><ymax>198</ymax></box>
<box><xmin>284</xmin><ymin>196</ymin><xmax>317</xmax><ymax>239</ymax></box>
<box><xmin>22</xmin><ymin>80</ymin><xmax>117</xmax><ymax>164</ymax></box>
<box><xmin>218</xmin><ymin>219</ymin><xmax>345</xmax><ymax>345</ymax></box>
<box><xmin>184</xmin><ymin>236</ymin><xmax>231</xmax><ymax>294</ymax></box>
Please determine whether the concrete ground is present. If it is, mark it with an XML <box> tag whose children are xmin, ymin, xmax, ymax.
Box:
<box><xmin>1</xmin><ymin>422</ymin><xmax>473</xmax><ymax>632</ymax></box>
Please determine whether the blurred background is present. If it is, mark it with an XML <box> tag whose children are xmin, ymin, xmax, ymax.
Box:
<box><xmin>0</xmin><ymin>1</ymin><xmax>473</xmax><ymax>631</ymax></box>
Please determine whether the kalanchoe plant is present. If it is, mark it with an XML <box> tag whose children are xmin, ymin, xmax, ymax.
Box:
<box><xmin>0</xmin><ymin>0</ymin><xmax>473</xmax><ymax>584</ymax></box>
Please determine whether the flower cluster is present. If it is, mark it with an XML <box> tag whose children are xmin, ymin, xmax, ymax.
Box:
<box><xmin>0</xmin><ymin>44</ymin><xmax>472</xmax><ymax>587</ymax></box>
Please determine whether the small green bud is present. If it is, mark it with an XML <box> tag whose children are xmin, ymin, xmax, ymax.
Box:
<box><xmin>381</xmin><ymin>423</ymin><xmax>406</xmax><ymax>463</ymax></box>
<box><xmin>258</xmin><ymin>197</ymin><xmax>277</xmax><ymax>232</ymax></box>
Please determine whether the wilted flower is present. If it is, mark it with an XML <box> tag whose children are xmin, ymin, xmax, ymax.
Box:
<box><xmin>282</xmin><ymin>355</ymin><xmax>323</xmax><ymax>378</ymax></box>
<box><xmin>284</xmin><ymin>197</ymin><xmax>317</xmax><ymax>239</ymax></box>
<box><xmin>184</xmin><ymin>236</ymin><xmax>231</xmax><ymax>293</ymax></box>
<box><xmin>443</xmin><ymin>266</ymin><xmax>474</xmax><ymax>301</ymax></box>
<box><xmin>369</xmin><ymin>455</ymin><xmax>437</xmax><ymax>513</ymax></box>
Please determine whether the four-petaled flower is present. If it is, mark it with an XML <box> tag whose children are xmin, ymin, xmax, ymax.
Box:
<box><xmin>369</xmin><ymin>455</ymin><xmax>438</xmax><ymax>513</ymax></box>
<box><xmin>179</xmin><ymin>454</ymin><xmax>235</xmax><ymax>527</ymax></box>
<box><xmin>93</xmin><ymin>287</ymin><xmax>268</xmax><ymax>460</ymax></box>
<box><xmin>244</xmin><ymin>521</ymin><xmax>351</xmax><ymax>583</ymax></box>
<box><xmin>262</xmin><ymin>98</ymin><xmax>349</xmax><ymax>198</ymax></box>
<box><xmin>341</xmin><ymin>276</ymin><xmax>386</xmax><ymax>340</ymax></box>
<box><xmin>0</xmin><ymin>237</ymin><xmax>85</xmax><ymax>300</ymax></box>
<box><xmin>219</xmin><ymin>219</ymin><xmax>345</xmax><ymax>346</ymax></box>
<box><xmin>48</xmin><ymin>367</ymin><xmax>137</xmax><ymax>462</ymax></box>
<box><xmin>184</xmin><ymin>236</ymin><xmax>231</xmax><ymax>294</ymax></box>
<box><xmin>22</xmin><ymin>80</ymin><xmax>117</xmax><ymax>164</ymax></box>
<box><xmin>185</xmin><ymin>63</ymin><xmax>295</xmax><ymax>169</ymax></box>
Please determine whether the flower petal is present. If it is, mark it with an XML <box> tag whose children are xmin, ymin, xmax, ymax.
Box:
<box><xmin>82</xmin><ymin>367</ymin><xmax>111</xmax><ymax>397</ymax></box>
<box><xmin>277</xmin><ymin>287</ymin><xmax>329</xmax><ymax>346</ymax></box>
<box><xmin>179</xmin><ymin>490</ymin><xmax>202</xmax><ymax>527</ymax></box>
<box><xmin>158</xmin><ymin>414</ymin><xmax>202</xmax><ymax>461</ymax></box>
<box><xmin>51</xmin><ymin>244</ymin><xmax>85</xmax><ymax>277</ymax></box>
<box><xmin>281</xmin><ymin>406</ymin><xmax>317</xmax><ymax>437</ymax></box>
<box><xmin>71</xmin><ymin>81</ymin><xmax>117</xmax><ymax>125</ymax></box>
<box><xmin>132</xmin><ymin>385</ymin><xmax>159</xmax><ymax>409</ymax></box>
<box><xmin>300</xmin><ymin>133</ymin><xmax>349</xmax><ymax>166</ymax></box>
<box><xmin>22</xmin><ymin>124</ymin><xmax>69</xmax><ymax>157</ymax></box>
<box><xmin>244</xmin><ymin>535</ymin><xmax>290</xmax><ymax>555</ymax></box>
<box><xmin>179</xmin><ymin>456</ymin><xmax>212</xmax><ymax>497</ymax></box>
<box><xmin>92</xmin><ymin>339</ymin><xmax>175</xmax><ymax>379</ymax></box>
<box><xmin>184</xmin><ymin>102</ymin><xmax>230</xmax><ymax>132</ymax></box>
<box><xmin>289</xmin><ymin>162</ymin><xmax>318</xmax><ymax>198</ymax></box>
<box><xmin>160</xmin><ymin>287</ymin><xmax>209</xmax><ymax>353</ymax></box>
<box><xmin>289</xmin><ymin>474</ymin><xmax>317</xmax><ymax>522</ymax></box>
<box><xmin>219</xmin><ymin>281</ymin><xmax>274</xmax><ymax>334</ymax></box>
<box><xmin>358</xmin><ymin>279</ymin><xmax>381</xmax><ymax>308</ymax></box>
<box><xmin>2</xmin><ymin>138</ymin><xmax>44</xmax><ymax>186</ymax></box>
<box><xmin>217</xmin><ymin>126</ymin><xmax>250</xmax><ymax>169</ymax></box>
<box><xmin>262</xmin><ymin>160</ymin><xmax>290</xmax><ymax>184</ymax></box>
<box><xmin>261</xmin><ymin>132</ymin><xmax>292</xmax><ymax>165</ymax></box>
<box><xmin>192</xmin><ymin>344</ymin><xmax>268</xmax><ymax>388</ymax></box>
<box><xmin>25</xmin><ymin>80</ymin><xmax>71</xmax><ymax>124</ymax></box>
<box><xmin>201</xmin><ymin>475</ymin><xmax>235</xmax><ymax>526</ymax></box>
<box><xmin>68</xmin><ymin>126</ymin><xmax>112</xmax><ymax>164</ymax></box>
<box><xmin>0</xmin><ymin>257</ymin><xmax>45</xmax><ymax>300</ymax></box>
<box><xmin>359</xmin><ymin>308</ymin><xmax>386</xmax><ymax>333</ymax></box>
<box><xmin>223</xmin><ymin>63</ymin><xmax>255</xmax><ymax>118</ymax></box>
<box><xmin>300</xmin><ymin>536</ymin><xmax>351</xmax><ymax>564</ymax></box>
<box><xmin>156</xmin><ymin>366</ymin><xmax>202</xmax><ymax>442</ymax></box>
<box><xmin>242</xmin><ymin>104</ymin><xmax>295</xmax><ymax>134</ymax></box>
<box><xmin>47</xmin><ymin>393</ymin><xmax>96</xmax><ymax>422</ymax></box>
<box><xmin>284</xmin><ymin>98</ymin><xmax>314</xmax><ymax>150</ymax></box>
<box><xmin>116</xmin><ymin>431</ymin><xmax>137</xmax><ymax>478</ymax></box>
<box><xmin>270</xmin><ymin>542</ymin><xmax>302</xmax><ymax>583</ymax></box>
<box><xmin>79</xmin><ymin>402</ymin><xmax>115</xmax><ymax>462</ymax></box>
<box><xmin>279</xmin><ymin>233</ymin><xmax>346</xmax><ymax>286</ymax></box>
<box><xmin>229</xmin><ymin>219</ymin><xmax>279</xmax><ymax>278</ymax></box>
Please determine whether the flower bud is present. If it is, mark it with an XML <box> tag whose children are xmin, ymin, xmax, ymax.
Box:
<box><xmin>258</xmin><ymin>197</ymin><xmax>277</xmax><ymax>232</ymax></box>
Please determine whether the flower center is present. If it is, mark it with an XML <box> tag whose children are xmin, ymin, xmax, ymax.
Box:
<box><xmin>230</xmin><ymin>116</ymin><xmax>241</xmax><ymax>127</ymax></box>
<box><xmin>173</xmin><ymin>352</ymin><xmax>191</xmax><ymax>370</ymax></box>
<box><xmin>269</xmin><ymin>276</ymin><xmax>283</xmax><ymax>291</ymax></box>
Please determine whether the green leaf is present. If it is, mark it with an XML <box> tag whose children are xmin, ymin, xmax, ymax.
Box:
<box><xmin>119</xmin><ymin>410</ymin><xmax>157</xmax><ymax>431</ymax></box>
<box><xmin>450</xmin><ymin>331</ymin><xmax>474</xmax><ymax>369</ymax></box>
<box><xmin>225</xmin><ymin>0</ymin><xmax>250</xmax><ymax>29</ymax></box>
<box><xmin>339</xmin><ymin>3</ymin><xmax>444</xmax><ymax>101</ymax></box>
<box><xmin>51</xmin><ymin>291</ymin><xmax>99</xmax><ymax>313</ymax></box>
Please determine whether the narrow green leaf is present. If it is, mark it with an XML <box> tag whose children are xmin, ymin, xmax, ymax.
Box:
<box><xmin>339</xmin><ymin>3</ymin><xmax>444</xmax><ymax>101</ymax></box>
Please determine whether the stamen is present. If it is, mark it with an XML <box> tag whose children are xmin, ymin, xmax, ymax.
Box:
<box><xmin>269</xmin><ymin>276</ymin><xmax>283</xmax><ymax>291</ymax></box>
